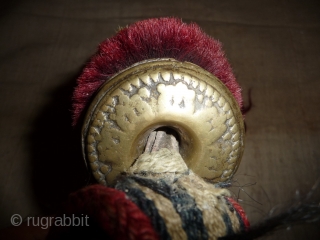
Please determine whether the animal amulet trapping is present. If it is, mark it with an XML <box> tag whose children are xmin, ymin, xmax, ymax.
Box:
<box><xmin>65</xmin><ymin>18</ymin><xmax>249</xmax><ymax>240</ymax></box>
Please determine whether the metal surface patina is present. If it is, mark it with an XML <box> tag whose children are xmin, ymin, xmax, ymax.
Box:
<box><xmin>82</xmin><ymin>59</ymin><xmax>245</xmax><ymax>185</ymax></box>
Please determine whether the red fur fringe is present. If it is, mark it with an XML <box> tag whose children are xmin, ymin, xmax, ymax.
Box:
<box><xmin>63</xmin><ymin>185</ymin><xmax>158</xmax><ymax>239</ymax></box>
<box><xmin>72</xmin><ymin>17</ymin><xmax>242</xmax><ymax>126</ymax></box>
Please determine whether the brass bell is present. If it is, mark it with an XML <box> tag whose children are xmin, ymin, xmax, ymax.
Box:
<box><xmin>82</xmin><ymin>58</ymin><xmax>245</xmax><ymax>186</ymax></box>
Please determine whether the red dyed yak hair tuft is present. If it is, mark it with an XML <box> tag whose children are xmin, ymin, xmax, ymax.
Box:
<box><xmin>72</xmin><ymin>17</ymin><xmax>242</xmax><ymax>126</ymax></box>
<box><xmin>62</xmin><ymin>185</ymin><xmax>159</xmax><ymax>239</ymax></box>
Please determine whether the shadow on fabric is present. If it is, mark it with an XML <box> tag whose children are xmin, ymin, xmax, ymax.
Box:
<box><xmin>28</xmin><ymin>70</ymin><xmax>91</xmax><ymax>214</ymax></box>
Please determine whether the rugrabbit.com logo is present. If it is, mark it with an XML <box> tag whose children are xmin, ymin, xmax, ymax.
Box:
<box><xmin>10</xmin><ymin>214</ymin><xmax>89</xmax><ymax>229</ymax></box>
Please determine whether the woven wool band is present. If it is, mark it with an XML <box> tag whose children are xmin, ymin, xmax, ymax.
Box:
<box><xmin>58</xmin><ymin>147</ymin><xmax>250</xmax><ymax>239</ymax></box>
<box><xmin>60</xmin><ymin>177</ymin><xmax>249</xmax><ymax>239</ymax></box>
<box><xmin>116</xmin><ymin>172</ymin><xmax>249</xmax><ymax>240</ymax></box>
<box><xmin>119</xmin><ymin>148</ymin><xmax>249</xmax><ymax>239</ymax></box>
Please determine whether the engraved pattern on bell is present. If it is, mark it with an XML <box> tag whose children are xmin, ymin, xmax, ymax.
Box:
<box><xmin>82</xmin><ymin>59</ymin><xmax>244</xmax><ymax>186</ymax></box>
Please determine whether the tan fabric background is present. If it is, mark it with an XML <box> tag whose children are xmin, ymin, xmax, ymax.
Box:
<box><xmin>0</xmin><ymin>0</ymin><xmax>319</xmax><ymax>239</ymax></box>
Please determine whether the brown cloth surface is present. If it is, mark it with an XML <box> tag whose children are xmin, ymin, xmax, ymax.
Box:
<box><xmin>0</xmin><ymin>0</ymin><xmax>319</xmax><ymax>239</ymax></box>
